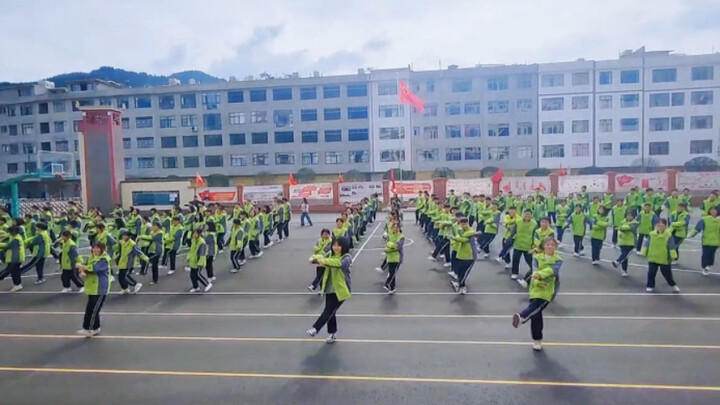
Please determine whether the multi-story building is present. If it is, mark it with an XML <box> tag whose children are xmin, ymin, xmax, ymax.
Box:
<box><xmin>1</xmin><ymin>47</ymin><xmax>718</xmax><ymax>195</ymax></box>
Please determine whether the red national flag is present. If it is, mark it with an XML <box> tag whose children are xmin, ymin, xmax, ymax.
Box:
<box><xmin>338</xmin><ymin>174</ymin><xmax>344</xmax><ymax>184</ymax></box>
<box><xmin>390</xmin><ymin>170</ymin><xmax>396</xmax><ymax>192</ymax></box>
<box><xmin>195</xmin><ymin>172</ymin><xmax>204</xmax><ymax>187</ymax></box>
<box><xmin>491</xmin><ymin>167</ymin><xmax>503</xmax><ymax>184</ymax></box>
<box><xmin>398</xmin><ymin>80</ymin><xmax>425</xmax><ymax>113</ymax></box>
<box><xmin>288</xmin><ymin>173</ymin><xmax>298</xmax><ymax>186</ymax></box>
<box><xmin>557</xmin><ymin>164</ymin><xmax>567</xmax><ymax>177</ymax></box>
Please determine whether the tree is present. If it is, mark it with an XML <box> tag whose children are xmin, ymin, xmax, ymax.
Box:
<box><xmin>206</xmin><ymin>174</ymin><xmax>230</xmax><ymax>187</ymax></box>
<box><xmin>382</xmin><ymin>169</ymin><xmax>415</xmax><ymax>180</ymax></box>
<box><xmin>480</xmin><ymin>166</ymin><xmax>499</xmax><ymax>178</ymax></box>
<box><xmin>578</xmin><ymin>166</ymin><xmax>606</xmax><ymax>175</ymax></box>
<box><xmin>295</xmin><ymin>167</ymin><xmax>316</xmax><ymax>183</ymax></box>
<box><xmin>255</xmin><ymin>171</ymin><xmax>275</xmax><ymax>185</ymax></box>
<box><xmin>525</xmin><ymin>168</ymin><xmax>551</xmax><ymax>177</ymax></box>
<box><xmin>432</xmin><ymin>167</ymin><xmax>456</xmax><ymax>179</ymax></box>
<box><xmin>684</xmin><ymin>157</ymin><xmax>719</xmax><ymax>172</ymax></box>
<box><xmin>344</xmin><ymin>169</ymin><xmax>369</xmax><ymax>182</ymax></box>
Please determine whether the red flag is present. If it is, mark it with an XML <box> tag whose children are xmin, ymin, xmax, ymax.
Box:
<box><xmin>491</xmin><ymin>167</ymin><xmax>503</xmax><ymax>184</ymax></box>
<box><xmin>390</xmin><ymin>170</ymin><xmax>396</xmax><ymax>192</ymax></box>
<box><xmin>338</xmin><ymin>174</ymin><xmax>344</xmax><ymax>184</ymax></box>
<box><xmin>557</xmin><ymin>164</ymin><xmax>566</xmax><ymax>177</ymax></box>
<box><xmin>398</xmin><ymin>80</ymin><xmax>425</xmax><ymax>113</ymax></box>
<box><xmin>195</xmin><ymin>172</ymin><xmax>204</xmax><ymax>187</ymax></box>
<box><xmin>288</xmin><ymin>173</ymin><xmax>298</xmax><ymax>185</ymax></box>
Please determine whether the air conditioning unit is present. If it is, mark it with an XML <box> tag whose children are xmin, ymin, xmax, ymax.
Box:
<box><xmin>191</xmin><ymin>126</ymin><xmax>198</xmax><ymax>132</ymax></box>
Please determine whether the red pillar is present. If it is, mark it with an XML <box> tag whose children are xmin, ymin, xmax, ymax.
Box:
<box><xmin>236</xmin><ymin>185</ymin><xmax>244</xmax><ymax>203</ymax></box>
<box><xmin>434</xmin><ymin>178</ymin><xmax>447</xmax><ymax>201</ymax></box>
<box><xmin>666</xmin><ymin>169</ymin><xmax>678</xmax><ymax>190</ymax></box>
<box><xmin>549</xmin><ymin>173</ymin><xmax>559</xmax><ymax>195</ymax></box>
<box><xmin>382</xmin><ymin>180</ymin><xmax>390</xmax><ymax>205</ymax></box>
<box><xmin>606</xmin><ymin>172</ymin><xmax>617</xmax><ymax>193</ymax></box>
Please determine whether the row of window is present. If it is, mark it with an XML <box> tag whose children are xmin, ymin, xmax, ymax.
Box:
<box><xmin>542</xmin><ymin>139</ymin><xmax>714</xmax><ymax>159</ymax></box>
<box><xmin>541</xmin><ymin>65</ymin><xmax>714</xmax><ymax>88</ymax></box>
<box><xmin>425</xmin><ymin>99</ymin><xmax>534</xmax><ymax>117</ymax></box>
<box><xmin>1</xmin><ymin>139</ymin><xmax>78</xmax><ymax>155</ymax></box>
<box><xmin>409</xmin><ymin>75</ymin><xmax>533</xmax><ymax>93</ymax></box>
<box><xmin>414</xmin><ymin>122</ymin><xmax>532</xmax><ymax>139</ymax></box>
<box><xmin>540</xmin><ymin>115</ymin><xmax>714</xmax><ymax>135</ymax></box>
<box><xmin>541</xmin><ymin>90</ymin><xmax>714</xmax><ymax>112</ymax></box>
<box><xmin>416</xmin><ymin>146</ymin><xmax>532</xmax><ymax>162</ymax></box>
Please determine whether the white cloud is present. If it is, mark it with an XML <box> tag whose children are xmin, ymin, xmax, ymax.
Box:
<box><xmin>0</xmin><ymin>0</ymin><xmax>718</xmax><ymax>82</ymax></box>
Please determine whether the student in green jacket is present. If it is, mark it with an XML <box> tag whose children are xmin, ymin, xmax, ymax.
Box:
<box><xmin>532</xmin><ymin>217</ymin><xmax>555</xmax><ymax>254</ymax></box>
<box><xmin>589</xmin><ymin>196</ymin><xmax>603</xmax><ymax>219</ymax></box>
<box><xmin>702</xmin><ymin>192</ymin><xmax>720</xmax><ymax>215</ymax></box>
<box><xmin>642</xmin><ymin>219</ymin><xmax>680</xmax><ymax>293</ymax></box>
<box><xmin>187</xmin><ymin>229</ymin><xmax>212</xmax><ymax>293</ymax></box>
<box><xmin>512</xmin><ymin>236</ymin><xmax>563</xmax><ymax>352</ymax></box>
<box><xmin>0</xmin><ymin>226</ymin><xmax>26</xmax><ymax>292</ymax></box>
<box><xmin>664</xmin><ymin>189</ymin><xmax>682</xmax><ymax>216</ymax></box>
<box><xmin>228</xmin><ymin>218</ymin><xmax>246</xmax><ymax>273</ymax></box>
<box><xmin>20</xmin><ymin>222</ymin><xmax>51</xmax><ymax>284</ymax></box>
<box><xmin>59</xmin><ymin>230</ymin><xmax>84</xmax><ymax>293</ymax></box>
<box><xmin>507</xmin><ymin>210</ymin><xmax>537</xmax><ymax>287</ymax></box>
<box><xmin>669</xmin><ymin>203</ymin><xmax>690</xmax><ymax>260</ymax></box>
<box><xmin>307</xmin><ymin>229</ymin><xmax>332</xmax><ymax>292</ymax></box>
<box><xmin>381</xmin><ymin>222</ymin><xmax>405</xmax><ymax>294</ymax></box>
<box><xmin>680</xmin><ymin>188</ymin><xmax>692</xmax><ymax>209</ymax></box>
<box><xmin>555</xmin><ymin>199</ymin><xmax>570</xmax><ymax>245</ymax></box>
<box><xmin>76</xmin><ymin>243</ymin><xmax>113</xmax><ymax>337</ymax></box>
<box><xmin>450</xmin><ymin>217</ymin><xmax>479</xmax><ymax>295</ymax></box>
<box><xmin>566</xmin><ymin>204</ymin><xmax>592</xmax><ymax>256</ymax></box>
<box><xmin>116</xmin><ymin>231</ymin><xmax>148</xmax><ymax>295</ymax></box>
<box><xmin>307</xmin><ymin>237</ymin><xmax>352</xmax><ymax>344</ymax></box>
<box><xmin>546</xmin><ymin>191</ymin><xmax>557</xmax><ymax>225</ymax></box>
<box><xmin>611</xmin><ymin>211</ymin><xmax>638</xmax><ymax>277</ymax></box>
<box><xmin>635</xmin><ymin>203</ymin><xmax>659</xmax><ymax>253</ymax></box>
<box><xmin>689</xmin><ymin>206</ymin><xmax>720</xmax><ymax>276</ymax></box>
<box><xmin>161</xmin><ymin>217</ymin><xmax>183</xmax><ymax>275</ymax></box>
<box><xmin>610</xmin><ymin>199</ymin><xmax>627</xmax><ymax>247</ymax></box>
<box><xmin>477</xmin><ymin>203</ymin><xmax>501</xmax><ymax>259</ymax></box>
<box><xmin>590</xmin><ymin>206</ymin><xmax>609</xmax><ymax>265</ymax></box>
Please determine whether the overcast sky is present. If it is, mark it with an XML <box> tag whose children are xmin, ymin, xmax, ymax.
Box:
<box><xmin>2</xmin><ymin>0</ymin><xmax>719</xmax><ymax>82</ymax></box>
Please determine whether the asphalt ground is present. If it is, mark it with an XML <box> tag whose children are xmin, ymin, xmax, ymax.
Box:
<box><xmin>1</xmin><ymin>212</ymin><xmax>719</xmax><ymax>404</ymax></box>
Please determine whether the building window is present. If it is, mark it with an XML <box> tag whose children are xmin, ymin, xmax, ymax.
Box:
<box><xmin>649</xmin><ymin>93</ymin><xmax>670</xmax><ymax>107</ymax></box>
<box><xmin>134</xmin><ymin>97</ymin><xmax>151</xmax><ymax>109</ymax></box>
<box><xmin>692</xmin><ymin>66</ymin><xmax>714</xmax><ymax>81</ymax></box>
<box><xmin>648</xmin><ymin>141</ymin><xmax>669</xmax><ymax>156</ymax></box>
<box><xmin>181</xmin><ymin>114</ymin><xmax>198</xmax><ymax>128</ymax></box>
<box><xmin>597</xmin><ymin>119</ymin><xmax>612</xmax><ymax>133</ymax></box>
<box><xmin>451</xmin><ymin>79</ymin><xmax>472</xmax><ymax>92</ymax></box>
<box><xmin>541</xmin><ymin>121</ymin><xmax>564</xmax><ymax>134</ymax></box>
<box><xmin>572</xmin><ymin>96</ymin><xmax>589</xmax><ymax>110</ymax></box>
<box><xmin>300</xmin><ymin>87</ymin><xmax>317</xmax><ymax>100</ymax></box>
<box><xmin>464</xmin><ymin>147</ymin><xmax>482</xmax><ymax>160</ymax></box>
<box><xmin>203</xmin><ymin>113</ymin><xmax>222</xmax><ymax>130</ymax></box>
<box><xmin>136</xmin><ymin>137</ymin><xmax>155</xmax><ymax>149</ymax></box>
<box><xmin>202</xmin><ymin>93</ymin><xmax>221</xmax><ymax>110</ymax></box>
<box><xmin>652</xmin><ymin>68</ymin><xmax>677</xmax><ymax>83</ymax></box>
<box><xmin>161</xmin><ymin>136</ymin><xmax>177</xmax><ymax>148</ymax></box>
<box><xmin>316</xmin><ymin>129</ymin><xmax>339</xmax><ymax>143</ymax></box>
<box><xmin>691</xmin><ymin>90</ymin><xmax>714</xmax><ymax>105</ymax></box>
<box><xmin>426</xmin><ymin>80</ymin><xmax>436</xmax><ymax>92</ymax></box>
<box><xmin>162</xmin><ymin>157</ymin><xmax>178</xmax><ymax>169</ymax></box>
<box><xmin>516</xmin><ymin>99</ymin><xmax>533</xmax><ymax>112</ymax></box>
<box><xmin>205</xmin><ymin>155</ymin><xmax>224</xmax><ymax>167</ymax></box>
<box><xmin>249</xmin><ymin>89</ymin><xmax>267</xmax><ymax>102</ymax></box>
<box><xmin>671</xmin><ymin>117</ymin><xmax>685</xmax><ymax>130</ymax></box>
<box><xmin>274</xmin><ymin>131</ymin><xmax>294</xmax><ymax>143</ymax></box>
<box><xmin>20</xmin><ymin>123</ymin><xmax>34</xmax><ymax>135</ymax></box>
<box><xmin>424</xmin><ymin>103</ymin><xmax>438</xmax><ymax>116</ymax></box>
<box><xmin>598</xmin><ymin>95</ymin><xmax>613</xmax><ymax>109</ymax></box>
<box><xmin>159</xmin><ymin>116</ymin><xmax>176</xmax><ymax>128</ymax></box>
<box><xmin>572</xmin><ymin>143</ymin><xmax>590</xmax><ymax>157</ymax></box>
<box><xmin>3</xmin><ymin>144</ymin><xmax>18</xmax><ymax>154</ymax></box>
<box><xmin>487</xmin><ymin>100</ymin><xmax>509</xmax><ymax>114</ymax></box>
<box><xmin>251</xmin><ymin>111</ymin><xmax>268</xmax><ymax>123</ymax></box>
<box><xmin>20</xmin><ymin>104</ymin><xmax>33</xmax><ymax>115</ymax></box>
<box><xmin>180</xmin><ymin>94</ymin><xmax>196</xmax><ymax>109</ymax></box>
<box><xmin>541</xmin><ymin>97</ymin><xmax>564</xmax><ymax>111</ymax></box>
<box><xmin>422</xmin><ymin>126</ymin><xmax>438</xmax><ymax>139</ymax></box>
<box><xmin>444</xmin><ymin>125</ymin><xmax>461</xmax><ymax>138</ymax></box>
<box><xmin>517</xmin><ymin>74</ymin><xmax>533</xmax><ymax>88</ymax></box>
<box><xmin>275</xmin><ymin>152</ymin><xmax>294</xmax><ymax>165</ymax></box>
<box><xmin>37</xmin><ymin>102</ymin><xmax>48</xmax><ymax>114</ymax></box>
<box><xmin>324</xmin><ymin>108</ymin><xmax>341</xmax><ymax>120</ymax></box>
<box><xmin>599</xmin><ymin>71</ymin><xmax>612</xmax><ymax>85</ymax></box>
<box><xmin>40</xmin><ymin>142</ymin><xmax>51</xmax><ymax>151</ymax></box>
<box><xmin>417</xmin><ymin>148</ymin><xmax>439</xmax><ymax>162</ymax></box>
<box><xmin>599</xmin><ymin>143</ymin><xmax>612</xmax><ymax>156</ymax></box>
<box><xmin>375</xmin><ymin>104</ymin><xmax>401</xmax><ymax>118</ymax></box>
<box><xmin>487</xmin><ymin>76</ymin><xmax>508</xmax><ymax>90</ymax></box>
<box><xmin>620</xmin><ymin>118</ymin><xmax>639</xmax><ymax>132</ymax></box>
<box><xmin>348</xmin><ymin>128</ymin><xmax>369</xmax><ymax>141</ymax></box>
<box><xmin>272</xmin><ymin>88</ymin><xmax>292</xmax><ymax>101</ymax></box>
<box><xmin>649</xmin><ymin>118</ymin><xmax>670</xmax><ymax>132</ymax></box>
<box><xmin>138</xmin><ymin>157</ymin><xmax>155</xmax><ymax>169</ymax></box>
<box><xmin>381</xmin><ymin>149</ymin><xmax>405</xmax><ymax>162</ymax></box>
<box><xmin>122</xmin><ymin>119</ymin><xmax>132</xmax><ymax>130</ymax></box>
<box><xmin>379</xmin><ymin>127</ymin><xmax>405</xmax><ymax>140</ymax></box>
<box><xmin>300</xmin><ymin>109</ymin><xmax>317</xmax><ymax>122</ymax></box>
<box><xmin>691</xmin><ymin>115</ymin><xmax>713</xmax><ymax>130</ymax></box>
<box><xmin>444</xmin><ymin>102</ymin><xmax>461</xmax><ymax>116</ymax></box>
<box><xmin>517</xmin><ymin>122</ymin><xmax>533</xmax><ymax>136</ymax></box>
<box><xmin>53</xmin><ymin>101</ymin><xmax>66</xmax><ymax>113</ymax></box>
<box><xmin>620</xmin><ymin>142</ymin><xmax>639</xmax><ymax>155</ymax></box>
<box><xmin>184</xmin><ymin>156</ymin><xmax>200</xmax><ymax>168</ymax></box>
<box><xmin>464</xmin><ymin>101</ymin><xmax>481</xmax><ymax>115</ymax></box>
<box><xmin>228</xmin><ymin>112</ymin><xmax>246</xmax><ymax>125</ymax></box>
<box><xmin>227</xmin><ymin>91</ymin><xmax>244</xmax><ymax>103</ymax></box>
<box><xmin>572</xmin><ymin>72</ymin><xmax>590</xmax><ymax>86</ymax></box>
<box><xmin>97</xmin><ymin>98</ymin><xmax>111</xmax><ymax>106</ymax></box>
<box><xmin>204</xmin><ymin>134</ymin><xmax>223</xmax><ymax>147</ymax></box>
<box><xmin>348</xmin><ymin>106</ymin><xmax>368</xmax><ymax>119</ymax></box>
<box><xmin>620</xmin><ymin>94</ymin><xmax>640</xmax><ymax>108</ymax></box>
<box><xmin>690</xmin><ymin>140</ymin><xmax>713</xmax><ymax>154</ymax></box>
<box><xmin>73</xmin><ymin>120</ymin><xmax>81</xmax><ymax>132</ymax></box>
<box><xmin>51</xmin><ymin>121</ymin><xmax>65</xmax><ymax>133</ymax></box>
<box><xmin>6</xmin><ymin>163</ymin><xmax>18</xmax><ymax>174</ymax></box>
<box><xmin>159</xmin><ymin>95</ymin><xmax>175</xmax><ymax>110</ymax></box>
<box><xmin>621</xmin><ymin>70</ymin><xmax>640</xmax><ymax>84</ymax></box>
<box><xmin>445</xmin><ymin>148</ymin><xmax>462</xmax><ymax>161</ymax></box>
<box><xmin>123</xmin><ymin>159</ymin><xmax>131</xmax><ymax>170</ymax></box>
<box><xmin>464</xmin><ymin>124</ymin><xmax>481</xmax><ymax>138</ymax></box>
<box><xmin>21</xmin><ymin>143</ymin><xmax>35</xmax><ymax>154</ymax></box>
<box><xmin>488</xmin><ymin>146</ymin><xmax>510</xmax><ymax>160</ymax></box>
<box><xmin>136</xmin><ymin>116</ymin><xmax>153</xmax><ymax>128</ymax></box>
<box><xmin>301</xmin><ymin>131</ymin><xmax>318</xmax><ymax>143</ymax></box>
<box><xmin>230</xmin><ymin>154</ymin><xmax>247</xmax><ymax>167</ymax></box>
<box><xmin>323</xmin><ymin>85</ymin><xmax>341</xmax><ymax>98</ymax></box>
<box><xmin>123</xmin><ymin>138</ymin><xmax>131</xmax><ymax>149</ymax></box>
<box><xmin>517</xmin><ymin>145</ymin><xmax>534</xmax><ymax>159</ymax></box>
<box><xmin>347</xmin><ymin>83</ymin><xmax>368</xmax><ymax>97</ymax></box>
<box><xmin>541</xmin><ymin>74</ymin><xmax>564</xmax><ymax>87</ymax></box>
<box><xmin>572</xmin><ymin>120</ymin><xmax>589</xmax><ymax>133</ymax></box>
<box><xmin>39</xmin><ymin>122</ymin><xmax>50</xmax><ymax>134</ymax></box>
<box><xmin>183</xmin><ymin>135</ymin><xmax>199</xmax><ymax>148</ymax></box>
<box><xmin>542</xmin><ymin>145</ymin><xmax>565</xmax><ymax>158</ymax></box>
<box><xmin>325</xmin><ymin>151</ymin><xmax>343</xmax><ymax>164</ymax></box>
<box><xmin>488</xmin><ymin>123</ymin><xmax>510</xmax><ymax>137</ymax></box>
<box><xmin>672</xmin><ymin>92</ymin><xmax>685</xmax><ymax>106</ymax></box>
<box><xmin>348</xmin><ymin>150</ymin><xmax>369</xmax><ymax>163</ymax></box>
<box><xmin>302</xmin><ymin>152</ymin><xmax>319</xmax><ymax>165</ymax></box>
<box><xmin>24</xmin><ymin>161</ymin><xmax>37</xmax><ymax>173</ymax></box>
<box><xmin>273</xmin><ymin>110</ymin><xmax>293</xmax><ymax>128</ymax></box>
<box><xmin>54</xmin><ymin>141</ymin><xmax>69</xmax><ymax>152</ymax></box>
<box><xmin>229</xmin><ymin>133</ymin><xmax>246</xmax><ymax>145</ymax></box>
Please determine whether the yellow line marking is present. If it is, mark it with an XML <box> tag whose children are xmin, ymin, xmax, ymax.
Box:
<box><xmin>0</xmin><ymin>366</ymin><xmax>717</xmax><ymax>391</ymax></box>
<box><xmin>0</xmin><ymin>333</ymin><xmax>717</xmax><ymax>350</ymax></box>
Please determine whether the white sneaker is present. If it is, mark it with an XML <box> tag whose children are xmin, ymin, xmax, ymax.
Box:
<box><xmin>573</xmin><ymin>253</ymin><xmax>579</xmax><ymax>257</ymax></box>
<box><xmin>76</xmin><ymin>329</ymin><xmax>90</xmax><ymax>336</ymax></box>
<box><xmin>9</xmin><ymin>285</ymin><xmax>23</xmax><ymax>293</ymax></box>
<box><xmin>230</xmin><ymin>269</ymin><xmax>239</xmax><ymax>274</ymax></box>
<box><xmin>443</xmin><ymin>262</ymin><xmax>452</xmax><ymax>268</ymax></box>
<box><xmin>511</xmin><ymin>274</ymin><xmax>518</xmax><ymax>280</ymax></box>
<box><xmin>621</xmin><ymin>271</ymin><xmax>629</xmax><ymax>278</ymax></box>
<box><xmin>483</xmin><ymin>253</ymin><xmax>490</xmax><ymax>258</ymax></box>
<box><xmin>512</xmin><ymin>313</ymin><xmax>521</xmax><ymax>328</ymax></box>
<box><xmin>88</xmin><ymin>328</ymin><xmax>101</xmax><ymax>337</ymax></box>
<box><xmin>77</xmin><ymin>287</ymin><xmax>84</xmax><ymax>294</ymax></box>
<box><xmin>249</xmin><ymin>255</ymin><xmax>257</xmax><ymax>260</ymax></box>
<box><xmin>495</xmin><ymin>257</ymin><xmax>504</xmax><ymax>264</ymax></box>
<box><xmin>517</xmin><ymin>279</ymin><xmax>528</xmax><ymax>289</ymax></box>
<box><xmin>326</xmin><ymin>334</ymin><xmax>337</xmax><ymax>344</ymax></box>
<box><xmin>184</xmin><ymin>267</ymin><xmax>191</xmax><ymax>272</ymax></box>
<box><xmin>209</xmin><ymin>276</ymin><xmax>216</xmax><ymax>282</ymax></box>
<box><xmin>34</xmin><ymin>279</ymin><xmax>46</xmax><ymax>285</ymax></box>
<box><xmin>189</xmin><ymin>288</ymin><xmax>199</xmax><ymax>293</ymax></box>
<box><xmin>204</xmin><ymin>283</ymin><xmax>213</xmax><ymax>292</ymax></box>
<box><xmin>307</xmin><ymin>284</ymin><xmax>315</xmax><ymax>292</ymax></box>
<box><xmin>672</xmin><ymin>285</ymin><xmax>680</xmax><ymax>293</ymax></box>
<box><xmin>579</xmin><ymin>252</ymin><xmax>586</xmax><ymax>257</ymax></box>
<box><xmin>149</xmin><ymin>281</ymin><xmax>157</xmax><ymax>285</ymax></box>
<box><xmin>645</xmin><ymin>287</ymin><xmax>654</xmax><ymax>293</ymax></box>
<box><xmin>167</xmin><ymin>270</ymin><xmax>175</xmax><ymax>275</ymax></box>
<box><xmin>239</xmin><ymin>260</ymin><xmax>247</xmax><ymax>266</ymax></box>
<box><xmin>133</xmin><ymin>283</ymin><xmax>143</xmax><ymax>294</ymax></box>
<box><xmin>532</xmin><ymin>341</ymin><xmax>543</xmax><ymax>351</ymax></box>
<box><xmin>504</xmin><ymin>263</ymin><xmax>511</xmax><ymax>270</ymax></box>
<box><xmin>459</xmin><ymin>287</ymin><xmax>467</xmax><ymax>295</ymax></box>
<box><xmin>256</xmin><ymin>251</ymin><xmax>264</xmax><ymax>258</ymax></box>
<box><xmin>306</xmin><ymin>328</ymin><xmax>318</xmax><ymax>337</ymax></box>
<box><xmin>591</xmin><ymin>261</ymin><xmax>599</xmax><ymax>265</ymax></box>
<box><xmin>387</xmin><ymin>288</ymin><xmax>396</xmax><ymax>295</ymax></box>
<box><xmin>427</xmin><ymin>256</ymin><xmax>437</xmax><ymax>262</ymax></box>
<box><xmin>374</xmin><ymin>267</ymin><xmax>384</xmax><ymax>273</ymax></box>
<box><xmin>266</xmin><ymin>242</ymin><xmax>274</xmax><ymax>248</ymax></box>
<box><xmin>450</xmin><ymin>280</ymin><xmax>460</xmax><ymax>291</ymax></box>
<box><xmin>611</xmin><ymin>260</ymin><xmax>619</xmax><ymax>269</ymax></box>
<box><xmin>61</xmin><ymin>288</ymin><xmax>72</xmax><ymax>293</ymax></box>
<box><xmin>702</xmin><ymin>267</ymin><xmax>710</xmax><ymax>276</ymax></box>
<box><xmin>118</xmin><ymin>289</ymin><xmax>129</xmax><ymax>295</ymax></box>
<box><xmin>448</xmin><ymin>271</ymin><xmax>458</xmax><ymax>280</ymax></box>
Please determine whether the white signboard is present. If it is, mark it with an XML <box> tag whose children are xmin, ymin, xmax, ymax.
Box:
<box><xmin>559</xmin><ymin>175</ymin><xmax>609</xmax><ymax>195</ymax></box>
<box><xmin>339</xmin><ymin>181</ymin><xmax>383</xmax><ymax>203</ymax></box>
<box><xmin>499</xmin><ymin>177</ymin><xmax>550</xmax><ymax>196</ymax></box>
<box><xmin>242</xmin><ymin>185</ymin><xmax>284</xmax><ymax>203</ymax></box>
<box><xmin>614</xmin><ymin>173</ymin><xmax>668</xmax><ymax>192</ymax></box>
<box><xmin>446</xmin><ymin>178</ymin><xmax>493</xmax><ymax>196</ymax></box>
<box><xmin>290</xmin><ymin>183</ymin><xmax>334</xmax><ymax>200</ymax></box>
<box><xmin>676</xmin><ymin>172</ymin><xmax>720</xmax><ymax>191</ymax></box>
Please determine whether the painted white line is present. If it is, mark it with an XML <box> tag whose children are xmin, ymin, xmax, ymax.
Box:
<box><xmin>0</xmin><ymin>310</ymin><xmax>718</xmax><ymax>321</ymax></box>
<box><xmin>20</xmin><ymin>272</ymin><xmax>61</xmax><ymax>279</ymax></box>
<box><xmin>352</xmin><ymin>223</ymin><xmax>382</xmax><ymax>264</ymax></box>
<box><xmin>554</xmin><ymin>249</ymin><xmax>720</xmax><ymax>275</ymax></box>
